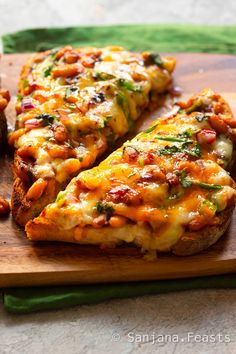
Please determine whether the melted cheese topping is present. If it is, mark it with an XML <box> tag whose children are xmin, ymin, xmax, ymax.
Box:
<box><xmin>14</xmin><ymin>46</ymin><xmax>175</xmax><ymax>186</ymax></box>
<box><xmin>39</xmin><ymin>89</ymin><xmax>236</xmax><ymax>252</ymax></box>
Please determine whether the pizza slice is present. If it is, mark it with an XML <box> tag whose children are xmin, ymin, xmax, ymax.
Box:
<box><xmin>26</xmin><ymin>89</ymin><xmax>236</xmax><ymax>256</ymax></box>
<box><xmin>9</xmin><ymin>46</ymin><xmax>176</xmax><ymax>225</ymax></box>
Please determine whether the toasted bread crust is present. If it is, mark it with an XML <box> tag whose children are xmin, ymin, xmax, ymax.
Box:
<box><xmin>26</xmin><ymin>207</ymin><xmax>234</xmax><ymax>256</ymax></box>
<box><xmin>171</xmin><ymin>207</ymin><xmax>233</xmax><ymax>255</ymax></box>
<box><xmin>25</xmin><ymin>88</ymin><xmax>236</xmax><ymax>256</ymax></box>
<box><xmin>12</xmin><ymin>177</ymin><xmax>62</xmax><ymax>226</ymax></box>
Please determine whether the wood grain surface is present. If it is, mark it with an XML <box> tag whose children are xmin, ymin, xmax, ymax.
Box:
<box><xmin>0</xmin><ymin>52</ymin><xmax>236</xmax><ymax>288</ymax></box>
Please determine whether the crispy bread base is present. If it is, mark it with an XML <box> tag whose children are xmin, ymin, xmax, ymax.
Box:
<box><xmin>25</xmin><ymin>89</ymin><xmax>236</xmax><ymax>255</ymax></box>
<box><xmin>11</xmin><ymin>177</ymin><xmax>62</xmax><ymax>226</ymax></box>
<box><xmin>26</xmin><ymin>207</ymin><xmax>234</xmax><ymax>256</ymax></box>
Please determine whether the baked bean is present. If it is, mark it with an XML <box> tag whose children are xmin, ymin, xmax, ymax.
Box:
<box><xmin>63</xmin><ymin>159</ymin><xmax>81</xmax><ymax>175</ymax></box>
<box><xmin>54</xmin><ymin>46</ymin><xmax>73</xmax><ymax>60</ymax></box>
<box><xmin>0</xmin><ymin>198</ymin><xmax>10</xmax><ymax>217</ymax></box>
<box><xmin>14</xmin><ymin>160</ymin><xmax>32</xmax><ymax>183</ymax></box>
<box><xmin>17</xmin><ymin>145</ymin><xmax>37</xmax><ymax>159</ymax></box>
<box><xmin>0</xmin><ymin>98</ymin><xmax>8</xmax><ymax>111</ymax></box>
<box><xmin>64</xmin><ymin>51</ymin><xmax>79</xmax><ymax>64</ymax></box>
<box><xmin>8</xmin><ymin>128</ymin><xmax>28</xmax><ymax>146</ymax></box>
<box><xmin>52</xmin><ymin>64</ymin><xmax>84</xmax><ymax>78</ymax></box>
<box><xmin>81</xmin><ymin>57</ymin><xmax>96</xmax><ymax>68</ymax></box>
<box><xmin>208</xmin><ymin>115</ymin><xmax>228</xmax><ymax>134</ymax></box>
<box><xmin>54</xmin><ymin>125</ymin><xmax>68</xmax><ymax>143</ymax></box>
<box><xmin>0</xmin><ymin>89</ymin><xmax>10</xmax><ymax>102</ymax></box>
<box><xmin>93</xmin><ymin>215</ymin><xmax>106</xmax><ymax>228</ymax></box>
<box><xmin>48</xmin><ymin>145</ymin><xmax>75</xmax><ymax>159</ymax></box>
<box><xmin>26</xmin><ymin>178</ymin><xmax>48</xmax><ymax>201</ymax></box>
<box><xmin>224</xmin><ymin>117</ymin><xmax>236</xmax><ymax>128</ymax></box>
<box><xmin>109</xmin><ymin>216</ymin><xmax>127</xmax><ymax>228</ymax></box>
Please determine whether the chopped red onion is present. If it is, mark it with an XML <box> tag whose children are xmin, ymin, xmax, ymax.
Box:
<box><xmin>24</xmin><ymin>118</ymin><xmax>42</xmax><ymax>129</ymax></box>
<box><xmin>21</xmin><ymin>99</ymin><xmax>35</xmax><ymax>111</ymax></box>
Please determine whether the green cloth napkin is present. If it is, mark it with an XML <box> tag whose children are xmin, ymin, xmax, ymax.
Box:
<box><xmin>4</xmin><ymin>275</ymin><xmax>236</xmax><ymax>314</ymax></box>
<box><xmin>2</xmin><ymin>24</ymin><xmax>236</xmax><ymax>54</ymax></box>
<box><xmin>2</xmin><ymin>24</ymin><xmax>236</xmax><ymax>313</ymax></box>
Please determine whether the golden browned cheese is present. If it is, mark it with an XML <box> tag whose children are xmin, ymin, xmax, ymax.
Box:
<box><xmin>26</xmin><ymin>89</ymin><xmax>236</xmax><ymax>255</ymax></box>
<box><xmin>10</xmin><ymin>46</ymin><xmax>175</xmax><ymax>225</ymax></box>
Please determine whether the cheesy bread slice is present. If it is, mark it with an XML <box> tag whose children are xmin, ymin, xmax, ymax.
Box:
<box><xmin>26</xmin><ymin>89</ymin><xmax>236</xmax><ymax>256</ymax></box>
<box><xmin>9</xmin><ymin>46</ymin><xmax>175</xmax><ymax>225</ymax></box>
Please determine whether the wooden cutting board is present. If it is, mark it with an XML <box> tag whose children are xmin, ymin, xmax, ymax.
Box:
<box><xmin>0</xmin><ymin>52</ymin><xmax>236</xmax><ymax>288</ymax></box>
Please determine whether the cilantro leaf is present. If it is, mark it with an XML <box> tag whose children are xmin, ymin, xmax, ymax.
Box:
<box><xmin>96</xmin><ymin>202</ymin><xmax>114</xmax><ymax>216</ymax></box>
<box><xmin>179</xmin><ymin>170</ymin><xmax>193</xmax><ymax>188</ymax></box>
<box><xmin>195</xmin><ymin>113</ymin><xmax>208</xmax><ymax>122</ymax></box>
<box><xmin>43</xmin><ymin>66</ymin><xmax>53</xmax><ymax>77</ymax></box>
<box><xmin>118</xmin><ymin>79</ymin><xmax>142</xmax><ymax>92</ymax></box>
<box><xmin>93</xmin><ymin>72</ymin><xmax>116</xmax><ymax>81</ymax></box>
<box><xmin>197</xmin><ymin>182</ymin><xmax>222</xmax><ymax>190</ymax></box>
<box><xmin>145</xmin><ymin>53</ymin><xmax>164</xmax><ymax>67</ymax></box>
<box><xmin>156</xmin><ymin>134</ymin><xmax>192</xmax><ymax>143</ymax></box>
<box><xmin>35</xmin><ymin>113</ymin><xmax>56</xmax><ymax>126</ymax></box>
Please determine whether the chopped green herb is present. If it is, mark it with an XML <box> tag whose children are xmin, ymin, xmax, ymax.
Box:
<box><xmin>64</xmin><ymin>86</ymin><xmax>79</xmax><ymax>100</ymax></box>
<box><xmin>157</xmin><ymin>145</ymin><xmax>180</xmax><ymax>155</ymax></box>
<box><xmin>21</xmin><ymin>79</ymin><xmax>28</xmax><ymax>89</ymax></box>
<box><xmin>196</xmin><ymin>182</ymin><xmax>222</xmax><ymax>190</ymax></box>
<box><xmin>188</xmin><ymin>144</ymin><xmax>201</xmax><ymax>157</ymax></box>
<box><xmin>79</xmin><ymin>157</ymin><xmax>84</xmax><ymax>162</ymax></box>
<box><xmin>157</xmin><ymin>140</ymin><xmax>201</xmax><ymax>157</ymax></box>
<box><xmin>98</xmin><ymin>115</ymin><xmax>112</xmax><ymax>131</ymax></box>
<box><xmin>138</xmin><ymin>158</ymin><xmax>145</xmax><ymax>167</ymax></box>
<box><xmin>56</xmin><ymin>191</ymin><xmax>67</xmax><ymax>202</ymax></box>
<box><xmin>118</xmin><ymin>79</ymin><xmax>142</xmax><ymax>92</ymax></box>
<box><xmin>179</xmin><ymin>169</ymin><xmax>193</xmax><ymax>188</ymax></box>
<box><xmin>43</xmin><ymin>66</ymin><xmax>53</xmax><ymax>77</ymax></box>
<box><xmin>143</xmin><ymin>124</ymin><xmax>158</xmax><ymax>134</ymax></box>
<box><xmin>195</xmin><ymin>113</ymin><xmax>208</xmax><ymax>122</ymax></box>
<box><xmin>146</xmin><ymin>53</ymin><xmax>164</xmax><ymax>67</ymax></box>
<box><xmin>202</xmin><ymin>200</ymin><xmax>217</xmax><ymax>213</ymax></box>
<box><xmin>35</xmin><ymin>113</ymin><xmax>56</xmax><ymax>126</ymax></box>
<box><xmin>96</xmin><ymin>202</ymin><xmax>114</xmax><ymax>215</ymax></box>
<box><xmin>16</xmin><ymin>94</ymin><xmax>23</xmax><ymax>101</ymax></box>
<box><xmin>177</xmin><ymin>128</ymin><xmax>200</xmax><ymax>139</ymax></box>
<box><xmin>185</xmin><ymin>100</ymin><xmax>203</xmax><ymax>114</ymax></box>
<box><xmin>156</xmin><ymin>134</ymin><xmax>192</xmax><ymax>143</ymax></box>
<box><xmin>116</xmin><ymin>91</ymin><xmax>125</xmax><ymax>106</ymax></box>
<box><xmin>93</xmin><ymin>72</ymin><xmax>116</xmax><ymax>81</ymax></box>
<box><xmin>116</xmin><ymin>92</ymin><xmax>133</xmax><ymax>130</ymax></box>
